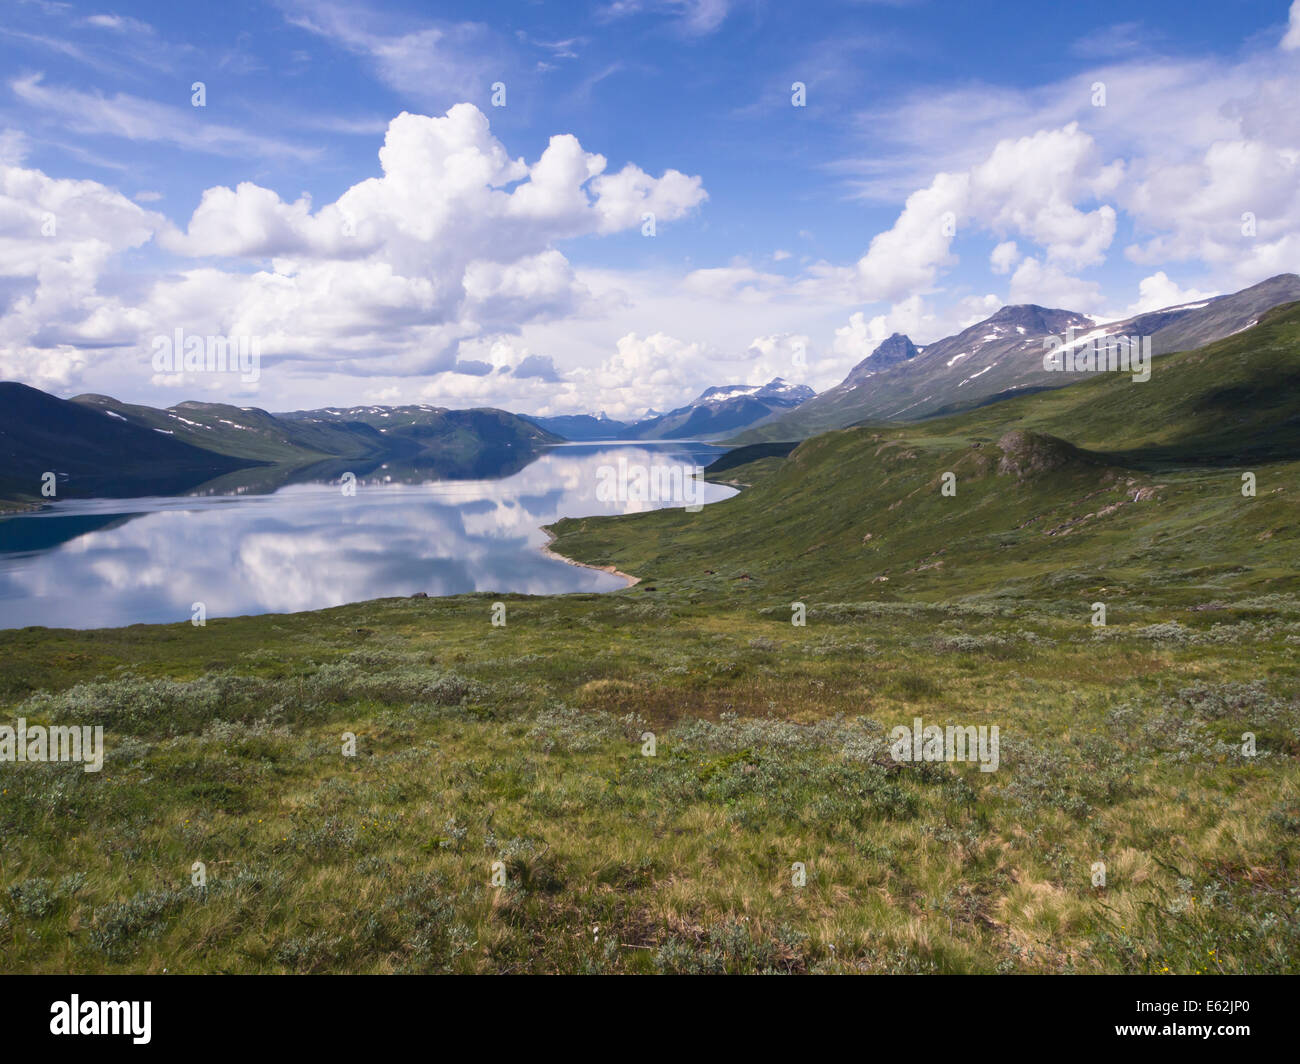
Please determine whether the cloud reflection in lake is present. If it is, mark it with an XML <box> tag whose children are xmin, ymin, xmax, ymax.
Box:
<box><xmin>0</xmin><ymin>441</ymin><xmax>735</xmax><ymax>629</ymax></box>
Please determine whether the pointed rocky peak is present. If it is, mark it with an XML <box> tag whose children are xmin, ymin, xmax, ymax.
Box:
<box><xmin>843</xmin><ymin>332</ymin><xmax>918</xmax><ymax>385</ymax></box>
<box><xmin>872</xmin><ymin>333</ymin><xmax>920</xmax><ymax>365</ymax></box>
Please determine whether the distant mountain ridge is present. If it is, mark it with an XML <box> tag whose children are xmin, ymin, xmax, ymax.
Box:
<box><xmin>74</xmin><ymin>394</ymin><xmax>394</xmax><ymax>464</ymax></box>
<box><xmin>518</xmin><ymin>411</ymin><xmax>633</xmax><ymax>441</ymax></box>
<box><xmin>693</xmin><ymin>378</ymin><xmax>816</xmax><ymax>404</ymax></box>
<box><xmin>734</xmin><ymin>273</ymin><xmax>1300</xmax><ymax>442</ymax></box>
<box><xmin>277</xmin><ymin>403</ymin><xmax>562</xmax><ymax>478</ymax></box>
<box><xmin>631</xmin><ymin>377</ymin><xmax>814</xmax><ymax>439</ymax></box>
<box><xmin>277</xmin><ymin>403</ymin><xmax>559</xmax><ymax>448</ymax></box>
<box><xmin>522</xmin><ymin>377</ymin><xmax>815</xmax><ymax>441</ymax></box>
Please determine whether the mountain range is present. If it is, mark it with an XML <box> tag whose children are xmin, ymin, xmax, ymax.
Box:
<box><xmin>733</xmin><ymin>273</ymin><xmax>1300</xmax><ymax>442</ymax></box>
<box><xmin>0</xmin><ymin>388</ymin><xmax>560</xmax><ymax>509</ymax></box>
<box><xmin>521</xmin><ymin>377</ymin><xmax>815</xmax><ymax>440</ymax></box>
<box><xmin>4</xmin><ymin>275</ymin><xmax>1299</xmax><ymax>511</ymax></box>
<box><xmin>0</xmin><ymin>374</ymin><xmax>813</xmax><ymax>509</ymax></box>
<box><xmin>627</xmin><ymin>378</ymin><xmax>815</xmax><ymax>439</ymax></box>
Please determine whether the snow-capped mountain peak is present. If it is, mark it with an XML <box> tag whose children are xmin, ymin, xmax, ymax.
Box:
<box><xmin>692</xmin><ymin>377</ymin><xmax>814</xmax><ymax>407</ymax></box>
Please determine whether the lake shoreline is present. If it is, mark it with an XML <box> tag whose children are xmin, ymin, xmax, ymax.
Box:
<box><xmin>538</xmin><ymin>527</ymin><xmax>641</xmax><ymax>588</ymax></box>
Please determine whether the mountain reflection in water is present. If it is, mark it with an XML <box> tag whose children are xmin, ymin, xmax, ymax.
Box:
<box><xmin>0</xmin><ymin>441</ymin><xmax>734</xmax><ymax>630</ymax></box>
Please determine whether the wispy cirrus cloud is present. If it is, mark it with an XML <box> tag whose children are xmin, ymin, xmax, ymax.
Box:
<box><xmin>277</xmin><ymin>0</ymin><xmax>510</xmax><ymax>106</ymax></box>
<box><xmin>77</xmin><ymin>13</ymin><xmax>156</xmax><ymax>35</ymax></box>
<box><xmin>11</xmin><ymin>74</ymin><xmax>321</xmax><ymax>161</ymax></box>
<box><xmin>596</xmin><ymin>0</ymin><xmax>737</xmax><ymax>37</ymax></box>
<box><xmin>3</xmin><ymin>7</ymin><xmax>184</xmax><ymax>79</ymax></box>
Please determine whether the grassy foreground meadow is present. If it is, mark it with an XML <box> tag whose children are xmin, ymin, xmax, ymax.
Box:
<box><xmin>1</xmin><ymin>588</ymin><xmax>1297</xmax><ymax>973</ymax></box>
<box><xmin>3</xmin><ymin>310</ymin><xmax>1299</xmax><ymax>975</ymax></box>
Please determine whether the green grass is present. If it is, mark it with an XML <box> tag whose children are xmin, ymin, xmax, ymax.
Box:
<box><xmin>0</xmin><ymin>591</ymin><xmax>1296</xmax><ymax>973</ymax></box>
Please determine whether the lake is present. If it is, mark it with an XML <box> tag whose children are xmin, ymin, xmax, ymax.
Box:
<box><xmin>0</xmin><ymin>441</ymin><xmax>736</xmax><ymax>630</ymax></box>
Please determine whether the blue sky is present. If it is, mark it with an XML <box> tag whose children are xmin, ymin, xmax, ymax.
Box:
<box><xmin>2</xmin><ymin>0</ymin><xmax>1299</xmax><ymax>416</ymax></box>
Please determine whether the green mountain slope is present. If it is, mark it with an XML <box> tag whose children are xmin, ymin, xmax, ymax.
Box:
<box><xmin>547</xmin><ymin>303</ymin><xmax>1300</xmax><ymax>604</ymax></box>
<box><xmin>0</xmin><ymin>383</ymin><xmax>256</xmax><ymax>507</ymax></box>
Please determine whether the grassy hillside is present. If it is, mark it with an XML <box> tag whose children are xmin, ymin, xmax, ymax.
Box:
<box><xmin>548</xmin><ymin>303</ymin><xmax>1300</xmax><ymax>605</ymax></box>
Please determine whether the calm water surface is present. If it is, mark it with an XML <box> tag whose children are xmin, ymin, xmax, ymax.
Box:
<box><xmin>0</xmin><ymin>441</ymin><xmax>735</xmax><ymax>630</ymax></box>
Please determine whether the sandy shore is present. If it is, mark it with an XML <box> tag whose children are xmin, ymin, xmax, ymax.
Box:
<box><xmin>538</xmin><ymin>527</ymin><xmax>641</xmax><ymax>588</ymax></box>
